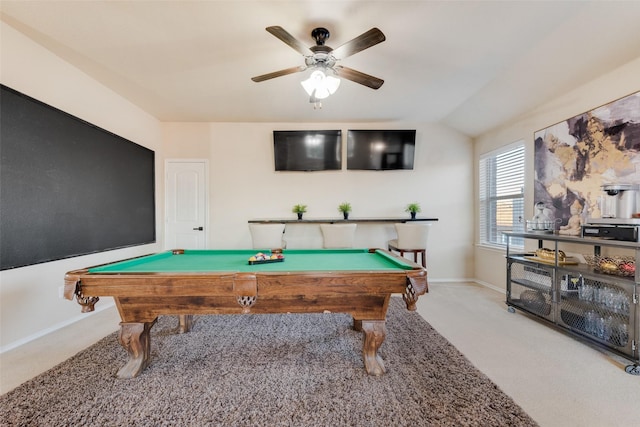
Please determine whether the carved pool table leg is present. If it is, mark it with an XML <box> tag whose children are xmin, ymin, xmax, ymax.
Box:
<box><xmin>178</xmin><ymin>314</ymin><xmax>194</xmax><ymax>333</ymax></box>
<box><xmin>117</xmin><ymin>320</ymin><xmax>156</xmax><ymax>379</ymax></box>
<box><xmin>361</xmin><ymin>320</ymin><xmax>387</xmax><ymax>376</ymax></box>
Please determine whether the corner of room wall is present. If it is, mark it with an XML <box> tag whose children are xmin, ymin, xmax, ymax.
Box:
<box><xmin>472</xmin><ymin>55</ymin><xmax>640</xmax><ymax>289</ymax></box>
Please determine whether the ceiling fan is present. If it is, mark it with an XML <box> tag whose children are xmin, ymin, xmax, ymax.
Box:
<box><xmin>251</xmin><ymin>26</ymin><xmax>386</xmax><ymax>94</ymax></box>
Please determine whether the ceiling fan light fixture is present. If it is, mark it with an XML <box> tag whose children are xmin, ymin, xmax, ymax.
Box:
<box><xmin>301</xmin><ymin>70</ymin><xmax>340</xmax><ymax>100</ymax></box>
<box><xmin>252</xmin><ymin>26</ymin><xmax>385</xmax><ymax>92</ymax></box>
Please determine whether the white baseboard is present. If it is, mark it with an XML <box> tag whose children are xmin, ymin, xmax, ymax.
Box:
<box><xmin>1</xmin><ymin>278</ymin><xmax>505</xmax><ymax>354</ymax></box>
<box><xmin>429</xmin><ymin>277</ymin><xmax>502</xmax><ymax>291</ymax></box>
<box><xmin>0</xmin><ymin>301</ymin><xmax>116</xmax><ymax>354</ymax></box>
<box><xmin>469</xmin><ymin>278</ymin><xmax>504</xmax><ymax>294</ymax></box>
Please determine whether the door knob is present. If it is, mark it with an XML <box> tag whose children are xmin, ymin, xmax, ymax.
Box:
<box><xmin>193</xmin><ymin>226</ymin><xmax>203</xmax><ymax>231</ymax></box>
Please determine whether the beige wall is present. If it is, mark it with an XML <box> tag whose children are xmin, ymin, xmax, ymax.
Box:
<box><xmin>5</xmin><ymin>8</ymin><xmax>636</xmax><ymax>353</ymax></box>
<box><xmin>474</xmin><ymin>56</ymin><xmax>640</xmax><ymax>289</ymax></box>
<box><xmin>1</xmin><ymin>20</ymin><xmax>475</xmax><ymax>351</ymax></box>
<box><xmin>0</xmin><ymin>22</ymin><xmax>164</xmax><ymax>350</ymax></box>
<box><xmin>3</xmin><ymin>14</ymin><xmax>637</xmax><ymax>353</ymax></box>
<box><xmin>163</xmin><ymin>122</ymin><xmax>475</xmax><ymax>280</ymax></box>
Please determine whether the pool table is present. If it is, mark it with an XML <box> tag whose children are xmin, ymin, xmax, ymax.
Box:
<box><xmin>64</xmin><ymin>248</ymin><xmax>428</xmax><ymax>378</ymax></box>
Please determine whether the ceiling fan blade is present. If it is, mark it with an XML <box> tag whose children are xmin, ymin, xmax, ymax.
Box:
<box><xmin>331</xmin><ymin>28</ymin><xmax>386</xmax><ymax>59</ymax></box>
<box><xmin>251</xmin><ymin>66</ymin><xmax>306</xmax><ymax>82</ymax></box>
<box><xmin>265</xmin><ymin>26</ymin><xmax>311</xmax><ymax>56</ymax></box>
<box><xmin>334</xmin><ymin>66</ymin><xmax>384</xmax><ymax>89</ymax></box>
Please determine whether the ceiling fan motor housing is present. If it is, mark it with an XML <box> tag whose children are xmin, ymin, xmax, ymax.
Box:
<box><xmin>306</xmin><ymin>51</ymin><xmax>336</xmax><ymax>69</ymax></box>
<box><xmin>311</xmin><ymin>27</ymin><xmax>330</xmax><ymax>45</ymax></box>
<box><xmin>307</xmin><ymin>28</ymin><xmax>336</xmax><ymax>69</ymax></box>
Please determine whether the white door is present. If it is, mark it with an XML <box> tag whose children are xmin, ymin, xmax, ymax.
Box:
<box><xmin>165</xmin><ymin>160</ymin><xmax>207</xmax><ymax>249</ymax></box>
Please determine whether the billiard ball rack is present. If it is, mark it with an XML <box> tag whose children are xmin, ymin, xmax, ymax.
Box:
<box><xmin>248</xmin><ymin>258</ymin><xmax>285</xmax><ymax>265</ymax></box>
<box><xmin>247</xmin><ymin>250</ymin><xmax>285</xmax><ymax>265</ymax></box>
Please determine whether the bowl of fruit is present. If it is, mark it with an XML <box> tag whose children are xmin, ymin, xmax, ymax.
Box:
<box><xmin>584</xmin><ymin>255</ymin><xmax>635</xmax><ymax>277</ymax></box>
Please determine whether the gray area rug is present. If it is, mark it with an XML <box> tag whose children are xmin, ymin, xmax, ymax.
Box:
<box><xmin>1</xmin><ymin>298</ymin><xmax>537</xmax><ymax>426</ymax></box>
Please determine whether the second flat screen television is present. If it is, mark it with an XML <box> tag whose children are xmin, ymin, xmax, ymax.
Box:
<box><xmin>347</xmin><ymin>129</ymin><xmax>416</xmax><ymax>170</ymax></box>
<box><xmin>273</xmin><ymin>130</ymin><xmax>342</xmax><ymax>171</ymax></box>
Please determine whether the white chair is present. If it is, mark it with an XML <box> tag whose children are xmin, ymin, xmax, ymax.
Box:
<box><xmin>249</xmin><ymin>223</ymin><xmax>286</xmax><ymax>249</ymax></box>
<box><xmin>320</xmin><ymin>223</ymin><xmax>358</xmax><ymax>248</ymax></box>
<box><xmin>388</xmin><ymin>223</ymin><xmax>431</xmax><ymax>267</ymax></box>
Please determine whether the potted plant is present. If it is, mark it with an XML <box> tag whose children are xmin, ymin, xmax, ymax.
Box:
<box><xmin>338</xmin><ymin>202</ymin><xmax>352</xmax><ymax>220</ymax></box>
<box><xmin>292</xmin><ymin>204</ymin><xmax>307</xmax><ymax>220</ymax></box>
<box><xmin>405</xmin><ymin>202</ymin><xmax>421</xmax><ymax>219</ymax></box>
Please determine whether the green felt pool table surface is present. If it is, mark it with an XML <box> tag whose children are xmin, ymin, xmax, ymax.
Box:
<box><xmin>88</xmin><ymin>249</ymin><xmax>415</xmax><ymax>273</ymax></box>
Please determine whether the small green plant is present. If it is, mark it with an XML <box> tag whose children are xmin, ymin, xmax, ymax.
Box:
<box><xmin>338</xmin><ymin>202</ymin><xmax>352</xmax><ymax>213</ymax></box>
<box><xmin>292</xmin><ymin>204</ymin><xmax>307</xmax><ymax>214</ymax></box>
<box><xmin>405</xmin><ymin>203</ymin><xmax>421</xmax><ymax>213</ymax></box>
<box><xmin>338</xmin><ymin>202</ymin><xmax>352</xmax><ymax>219</ymax></box>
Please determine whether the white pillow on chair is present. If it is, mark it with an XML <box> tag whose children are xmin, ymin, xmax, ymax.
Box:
<box><xmin>320</xmin><ymin>224</ymin><xmax>357</xmax><ymax>248</ymax></box>
<box><xmin>249</xmin><ymin>223</ymin><xmax>286</xmax><ymax>249</ymax></box>
<box><xmin>394</xmin><ymin>223</ymin><xmax>431</xmax><ymax>249</ymax></box>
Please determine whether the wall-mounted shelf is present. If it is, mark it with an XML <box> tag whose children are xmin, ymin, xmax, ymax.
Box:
<box><xmin>249</xmin><ymin>217</ymin><xmax>439</xmax><ymax>224</ymax></box>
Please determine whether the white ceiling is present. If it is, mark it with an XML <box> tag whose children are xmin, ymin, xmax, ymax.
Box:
<box><xmin>2</xmin><ymin>1</ymin><xmax>640</xmax><ymax>137</ymax></box>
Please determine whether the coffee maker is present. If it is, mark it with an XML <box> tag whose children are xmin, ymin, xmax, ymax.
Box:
<box><xmin>599</xmin><ymin>184</ymin><xmax>639</xmax><ymax>220</ymax></box>
<box><xmin>582</xmin><ymin>183</ymin><xmax>640</xmax><ymax>241</ymax></box>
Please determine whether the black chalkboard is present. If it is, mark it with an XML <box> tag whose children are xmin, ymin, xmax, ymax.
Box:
<box><xmin>0</xmin><ymin>85</ymin><xmax>156</xmax><ymax>270</ymax></box>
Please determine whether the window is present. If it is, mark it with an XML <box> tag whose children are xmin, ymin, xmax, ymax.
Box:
<box><xmin>479</xmin><ymin>142</ymin><xmax>525</xmax><ymax>248</ymax></box>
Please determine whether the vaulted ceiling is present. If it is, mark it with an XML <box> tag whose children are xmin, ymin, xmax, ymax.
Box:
<box><xmin>2</xmin><ymin>1</ymin><xmax>640</xmax><ymax>137</ymax></box>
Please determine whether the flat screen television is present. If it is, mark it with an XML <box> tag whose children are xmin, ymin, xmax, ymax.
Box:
<box><xmin>347</xmin><ymin>129</ymin><xmax>416</xmax><ymax>170</ymax></box>
<box><xmin>273</xmin><ymin>130</ymin><xmax>342</xmax><ymax>171</ymax></box>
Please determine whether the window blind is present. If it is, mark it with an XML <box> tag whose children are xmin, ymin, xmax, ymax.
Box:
<box><xmin>479</xmin><ymin>142</ymin><xmax>525</xmax><ymax>247</ymax></box>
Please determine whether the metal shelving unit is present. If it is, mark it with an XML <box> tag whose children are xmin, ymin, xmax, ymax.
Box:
<box><xmin>504</xmin><ymin>232</ymin><xmax>639</xmax><ymax>375</ymax></box>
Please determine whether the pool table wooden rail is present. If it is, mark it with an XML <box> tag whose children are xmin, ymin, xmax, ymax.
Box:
<box><xmin>64</xmin><ymin>270</ymin><xmax>426</xmax><ymax>320</ymax></box>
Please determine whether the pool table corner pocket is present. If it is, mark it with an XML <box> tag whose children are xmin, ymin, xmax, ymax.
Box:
<box><xmin>234</xmin><ymin>273</ymin><xmax>258</xmax><ymax>313</ymax></box>
<box><xmin>402</xmin><ymin>271</ymin><xmax>428</xmax><ymax>311</ymax></box>
<box><xmin>64</xmin><ymin>275</ymin><xmax>99</xmax><ymax>313</ymax></box>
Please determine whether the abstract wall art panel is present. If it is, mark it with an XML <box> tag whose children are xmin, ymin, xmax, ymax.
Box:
<box><xmin>533</xmin><ymin>91</ymin><xmax>640</xmax><ymax>226</ymax></box>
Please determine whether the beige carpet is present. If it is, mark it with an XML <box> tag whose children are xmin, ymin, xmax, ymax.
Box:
<box><xmin>0</xmin><ymin>298</ymin><xmax>537</xmax><ymax>426</ymax></box>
